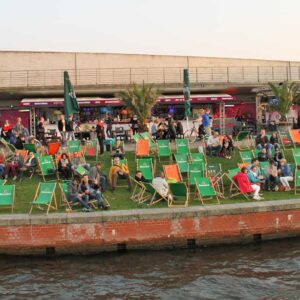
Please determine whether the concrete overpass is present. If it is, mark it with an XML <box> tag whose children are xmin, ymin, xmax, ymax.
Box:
<box><xmin>0</xmin><ymin>51</ymin><xmax>300</xmax><ymax>101</ymax></box>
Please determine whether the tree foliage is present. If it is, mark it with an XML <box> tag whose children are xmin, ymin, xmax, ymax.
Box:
<box><xmin>268</xmin><ymin>81</ymin><xmax>300</xmax><ymax>120</ymax></box>
<box><xmin>118</xmin><ymin>82</ymin><xmax>160</xmax><ymax>130</ymax></box>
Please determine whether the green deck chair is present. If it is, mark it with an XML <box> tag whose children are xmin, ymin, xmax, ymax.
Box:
<box><xmin>133</xmin><ymin>134</ymin><xmax>142</xmax><ymax>143</ymax></box>
<box><xmin>240</xmin><ymin>150</ymin><xmax>253</xmax><ymax>163</ymax></box>
<box><xmin>190</xmin><ymin>152</ymin><xmax>206</xmax><ymax>164</ymax></box>
<box><xmin>142</xmin><ymin>182</ymin><xmax>169</xmax><ymax>206</ymax></box>
<box><xmin>24</xmin><ymin>143</ymin><xmax>37</xmax><ymax>153</ymax></box>
<box><xmin>137</xmin><ymin>158</ymin><xmax>154</xmax><ymax>181</ymax></box>
<box><xmin>195</xmin><ymin>177</ymin><xmax>219</xmax><ymax>205</ymax></box>
<box><xmin>174</xmin><ymin>153</ymin><xmax>189</xmax><ymax>174</ymax></box>
<box><xmin>188</xmin><ymin>162</ymin><xmax>206</xmax><ymax>186</ymax></box>
<box><xmin>175</xmin><ymin>139</ymin><xmax>190</xmax><ymax>156</ymax></box>
<box><xmin>68</xmin><ymin>140</ymin><xmax>81</xmax><ymax>153</ymax></box>
<box><xmin>259</xmin><ymin>161</ymin><xmax>269</xmax><ymax>177</ymax></box>
<box><xmin>38</xmin><ymin>155</ymin><xmax>57</xmax><ymax>181</ymax></box>
<box><xmin>295</xmin><ymin>170</ymin><xmax>300</xmax><ymax>195</ymax></box>
<box><xmin>293</xmin><ymin>149</ymin><xmax>300</xmax><ymax>167</ymax></box>
<box><xmin>0</xmin><ymin>185</ymin><xmax>15</xmax><ymax>212</ymax></box>
<box><xmin>252</xmin><ymin>149</ymin><xmax>260</xmax><ymax>158</ymax></box>
<box><xmin>235</xmin><ymin>131</ymin><xmax>252</xmax><ymax>150</ymax></box>
<box><xmin>58</xmin><ymin>182</ymin><xmax>72</xmax><ymax>210</ymax></box>
<box><xmin>157</xmin><ymin>140</ymin><xmax>171</xmax><ymax>162</ymax></box>
<box><xmin>169</xmin><ymin>182</ymin><xmax>189</xmax><ymax>208</ymax></box>
<box><xmin>29</xmin><ymin>182</ymin><xmax>57</xmax><ymax>214</ymax></box>
<box><xmin>0</xmin><ymin>179</ymin><xmax>6</xmax><ymax>185</ymax></box>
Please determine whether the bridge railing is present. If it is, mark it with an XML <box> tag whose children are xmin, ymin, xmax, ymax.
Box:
<box><xmin>0</xmin><ymin>66</ymin><xmax>299</xmax><ymax>89</ymax></box>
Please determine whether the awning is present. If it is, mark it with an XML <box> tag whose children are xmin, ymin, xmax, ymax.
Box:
<box><xmin>20</xmin><ymin>94</ymin><xmax>236</xmax><ymax>107</ymax></box>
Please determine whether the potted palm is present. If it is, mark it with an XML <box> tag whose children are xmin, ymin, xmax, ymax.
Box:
<box><xmin>119</xmin><ymin>82</ymin><xmax>160</xmax><ymax>132</ymax></box>
<box><xmin>268</xmin><ymin>81</ymin><xmax>300</xmax><ymax>130</ymax></box>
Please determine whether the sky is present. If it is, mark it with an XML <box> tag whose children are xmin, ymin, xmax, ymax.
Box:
<box><xmin>1</xmin><ymin>0</ymin><xmax>300</xmax><ymax>61</ymax></box>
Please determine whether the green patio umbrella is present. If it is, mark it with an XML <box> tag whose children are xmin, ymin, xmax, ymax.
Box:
<box><xmin>64</xmin><ymin>71</ymin><xmax>79</xmax><ymax>119</ymax></box>
<box><xmin>183</xmin><ymin>69</ymin><xmax>191</xmax><ymax>118</ymax></box>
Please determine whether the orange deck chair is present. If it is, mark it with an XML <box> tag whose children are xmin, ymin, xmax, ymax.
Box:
<box><xmin>48</xmin><ymin>141</ymin><xmax>60</xmax><ymax>156</ymax></box>
<box><xmin>163</xmin><ymin>164</ymin><xmax>182</xmax><ymax>183</ymax></box>
<box><xmin>289</xmin><ymin>129</ymin><xmax>300</xmax><ymax>145</ymax></box>
<box><xmin>136</xmin><ymin>139</ymin><xmax>149</xmax><ymax>157</ymax></box>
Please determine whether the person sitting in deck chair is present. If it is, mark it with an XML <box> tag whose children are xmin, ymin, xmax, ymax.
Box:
<box><xmin>88</xmin><ymin>162</ymin><xmax>108</xmax><ymax>192</ymax></box>
<box><xmin>67</xmin><ymin>175</ymin><xmax>92</xmax><ymax>212</ymax></box>
<box><xmin>80</xmin><ymin>174</ymin><xmax>108</xmax><ymax>210</ymax></box>
<box><xmin>255</xmin><ymin>129</ymin><xmax>273</xmax><ymax>155</ymax></box>
<box><xmin>233</xmin><ymin>167</ymin><xmax>262</xmax><ymax>201</ymax></box>
<box><xmin>257</xmin><ymin>148</ymin><xmax>269</xmax><ymax>162</ymax></box>
<box><xmin>206</xmin><ymin>131</ymin><xmax>222</xmax><ymax>157</ymax></box>
<box><xmin>19</xmin><ymin>151</ymin><xmax>37</xmax><ymax>179</ymax></box>
<box><xmin>135</xmin><ymin>170</ymin><xmax>150</xmax><ymax>183</ymax></box>
<box><xmin>152</xmin><ymin>171</ymin><xmax>172</xmax><ymax>201</ymax></box>
<box><xmin>109</xmin><ymin>157</ymin><xmax>132</xmax><ymax>192</ymax></box>
<box><xmin>57</xmin><ymin>153</ymin><xmax>72</xmax><ymax>179</ymax></box>
<box><xmin>278</xmin><ymin>159</ymin><xmax>293</xmax><ymax>192</ymax></box>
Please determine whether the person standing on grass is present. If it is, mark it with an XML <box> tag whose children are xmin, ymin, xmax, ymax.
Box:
<box><xmin>58</xmin><ymin>114</ymin><xmax>67</xmax><ymax>146</ymax></box>
<box><xmin>96</xmin><ymin>119</ymin><xmax>105</xmax><ymax>155</ymax></box>
<box><xmin>66</xmin><ymin>115</ymin><xmax>76</xmax><ymax>141</ymax></box>
<box><xmin>278</xmin><ymin>159</ymin><xmax>293</xmax><ymax>192</ymax></box>
<box><xmin>202</xmin><ymin>108</ymin><xmax>212</xmax><ymax>137</ymax></box>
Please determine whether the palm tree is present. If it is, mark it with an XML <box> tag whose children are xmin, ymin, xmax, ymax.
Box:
<box><xmin>268</xmin><ymin>81</ymin><xmax>300</xmax><ymax>121</ymax></box>
<box><xmin>119</xmin><ymin>82</ymin><xmax>160</xmax><ymax>131</ymax></box>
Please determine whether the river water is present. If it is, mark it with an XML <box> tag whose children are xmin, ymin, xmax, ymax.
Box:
<box><xmin>0</xmin><ymin>238</ymin><xmax>300</xmax><ymax>300</ymax></box>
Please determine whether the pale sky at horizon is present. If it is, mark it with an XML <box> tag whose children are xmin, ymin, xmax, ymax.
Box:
<box><xmin>1</xmin><ymin>0</ymin><xmax>300</xmax><ymax>61</ymax></box>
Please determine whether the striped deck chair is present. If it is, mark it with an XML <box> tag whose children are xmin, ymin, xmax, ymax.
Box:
<box><xmin>0</xmin><ymin>185</ymin><xmax>15</xmax><ymax>212</ymax></box>
<box><xmin>163</xmin><ymin>164</ymin><xmax>182</xmax><ymax>183</ymax></box>
<box><xmin>29</xmin><ymin>182</ymin><xmax>57</xmax><ymax>214</ymax></box>
<box><xmin>195</xmin><ymin>177</ymin><xmax>219</xmax><ymax>205</ymax></box>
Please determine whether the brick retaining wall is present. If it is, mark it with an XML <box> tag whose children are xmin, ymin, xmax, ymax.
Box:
<box><xmin>1</xmin><ymin>200</ymin><xmax>300</xmax><ymax>255</ymax></box>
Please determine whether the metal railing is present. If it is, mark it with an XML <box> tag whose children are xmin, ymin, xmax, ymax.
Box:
<box><xmin>0</xmin><ymin>66</ymin><xmax>300</xmax><ymax>89</ymax></box>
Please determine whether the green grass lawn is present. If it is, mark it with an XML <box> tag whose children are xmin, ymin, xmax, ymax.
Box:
<box><xmin>2</xmin><ymin>146</ymin><xmax>300</xmax><ymax>214</ymax></box>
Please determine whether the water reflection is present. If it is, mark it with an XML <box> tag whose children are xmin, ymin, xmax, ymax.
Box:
<box><xmin>0</xmin><ymin>239</ymin><xmax>300</xmax><ymax>299</ymax></box>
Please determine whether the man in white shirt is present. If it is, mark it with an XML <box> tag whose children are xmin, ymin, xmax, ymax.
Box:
<box><xmin>206</xmin><ymin>131</ymin><xmax>222</xmax><ymax>157</ymax></box>
<box><xmin>152</xmin><ymin>171</ymin><xmax>171</xmax><ymax>199</ymax></box>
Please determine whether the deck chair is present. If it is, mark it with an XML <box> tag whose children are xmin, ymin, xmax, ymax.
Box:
<box><xmin>142</xmin><ymin>182</ymin><xmax>169</xmax><ymax>206</ymax></box>
<box><xmin>259</xmin><ymin>161</ymin><xmax>269</xmax><ymax>177</ymax></box>
<box><xmin>295</xmin><ymin>170</ymin><xmax>300</xmax><ymax>195</ymax></box>
<box><xmin>58</xmin><ymin>182</ymin><xmax>72</xmax><ymax>210</ymax></box>
<box><xmin>136</xmin><ymin>139</ymin><xmax>149</xmax><ymax>158</ymax></box>
<box><xmin>235</xmin><ymin>131</ymin><xmax>252</xmax><ymax>150</ymax></box>
<box><xmin>16</xmin><ymin>149</ymin><xmax>28</xmax><ymax>161</ymax></box>
<box><xmin>29</xmin><ymin>182</ymin><xmax>57</xmax><ymax>214</ymax></box>
<box><xmin>175</xmin><ymin>139</ymin><xmax>190</xmax><ymax>156</ymax></box>
<box><xmin>195</xmin><ymin>177</ymin><xmax>219</xmax><ymax>205</ymax></box>
<box><xmin>38</xmin><ymin>155</ymin><xmax>58</xmax><ymax>181</ymax></box>
<box><xmin>137</xmin><ymin>158</ymin><xmax>154</xmax><ymax>181</ymax></box>
<box><xmin>0</xmin><ymin>185</ymin><xmax>15</xmax><ymax>212</ymax></box>
<box><xmin>174</xmin><ymin>153</ymin><xmax>189</xmax><ymax>174</ymax></box>
<box><xmin>169</xmin><ymin>182</ymin><xmax>189</xmax><ymax>207</ymax></box>
<box><xmin>227</xmin><ymin>168</ymin><xmax>250</xmax><ymax>200</ymax></box>
<box><xmin>48</xmin><ymin>141</ymin><xmax>60</xmax><ymax>156</ymax></box>
<box><xmin>293</xmin><ymin>149</ymin><xmax>300</xmax><ymax>167</ymax></box>
<box><xmin>157</xmin><ymin>139</ymin><xmax>171</xmax><ymax>162</ymax></box>
<box><xmin>289</xmin><ymin>129</ymin><xmax>300</xmax><ymax>146</ymax></box>
<box><xmin>207</xmin><ymin>163</ymin><xmax>225</xmax><ymax>197</ymax></box>
<box><xmin>188</xmin><ymin>162</ymin><xmax>206</xmax><ymax>186</ymax></box>
<box><xmin>133</xmin><ymin>133</ymin><xmax>142</xmax><ymax>143</ymax></box>
<box><xmin>24</xmin><ymin>143</ymin><xmax>37</xmax><ymax>153</ymax></box>
<box><xmin>130</xmin><ymin>177</ymin><xmax>147</xmax><ymax>203</ymax></box>
<box><xmin>163</xmin><ymin>164</ymin><xmax>182</xmax><ymax>183</ymax></box>
<box><xmin>0</xmin><ymin>138</ymin><xmax>15</xmax><ymax>161</ymax></box>
<box><xmin>85</xmin><ymin>139</ymin><xmax>99</xmax><ymax>161</ymax></box>
<box><xmin>279</xmin><ymin>131</ymin><xmax>293</xmax><ymax>149</ymax></box>
<box><xmin>0</xmin><ymin>179</ymin><xmax>6</xmax><ymax>185</ymax></box>
<box><xmin>190</xmin><ymin>152</ymin><xmax>206</xmax><ymax>164</ymax></box>
<box><xmin>140</xmin><ymin>132</ymin><xmax>156</xmax><ymax>148</ymax></box>
<box><xmin>111</xmin><ymin>158</ymin><xmax>128</xmax><ymax>167</ymax></box>
<box><xmin>67</xmin><ymin>140</ymin><xmax>81</xmax><ymax>153</ymax></box>
<box><xmin>240</xmin><ymin>150</ymin><xmax>253</xmax><ymax>163</ymax></box>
